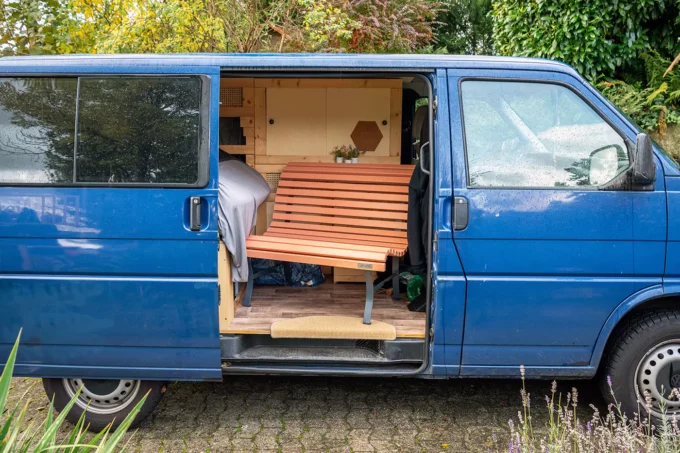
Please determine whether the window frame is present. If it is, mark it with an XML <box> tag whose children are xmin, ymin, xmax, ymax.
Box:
<box><xmin>458</xmin><ymin>77</ymin><xmax>633</xmax><ymax>191</ymax></box>
<box><xmin>0</xmin><ymin>73</ymin><xmax>211</xmax><ymax>188</ymax></box>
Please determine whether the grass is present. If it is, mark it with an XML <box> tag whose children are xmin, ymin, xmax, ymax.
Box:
<box><xmin>0</xmin><ymin>330</ymin><xmax>145</xmax><ymax>452</ymax></box>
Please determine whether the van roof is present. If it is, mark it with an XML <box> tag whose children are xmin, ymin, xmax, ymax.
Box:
<box><xmin>0</xmin><ymin>53</ymin><xmax>579</xmax><ymax>76</ymax></box>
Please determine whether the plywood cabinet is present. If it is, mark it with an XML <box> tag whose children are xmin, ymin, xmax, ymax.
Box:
<box><xmin>266</xmin><ymin>88</ymin><xmax>327</xmax><ymax>156</ymax></box>
<box><xmin>266</xmin><ymin>86</ymin><xmax>393</xmax><ymax>158</ymax></box>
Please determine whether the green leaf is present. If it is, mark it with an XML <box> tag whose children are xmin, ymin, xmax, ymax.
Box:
<box><xmin>0</xmin><ymin>330</ymin><xmax>21</xmax><ymax>417</ymax></box>
<box><xmin>646</xmin><ymin>82</ymin><xmax>669</xmax><ymax>104</ymax></box>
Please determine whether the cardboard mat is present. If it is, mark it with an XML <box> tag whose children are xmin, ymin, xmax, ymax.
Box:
<box><xmin>271</xmin><ymin>316</ymin><xmax>397</xmax><ymax>340</ymax></box>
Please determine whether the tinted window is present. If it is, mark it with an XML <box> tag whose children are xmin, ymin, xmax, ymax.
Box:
<box><xmin>0</xmin><ymin>78</ymin><xmax>77</xmax><ymax>183</ymax></box>
<box><xmin>461</xmin><ymin>81</ymin><xmax>629</xmax><ymax>188</ymax></box>
<box><xmin>76</xmin><ymin>77</ymin><xmax>202</xmax><ymax>184</ymax></box>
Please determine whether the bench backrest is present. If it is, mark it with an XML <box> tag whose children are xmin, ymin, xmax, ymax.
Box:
<box><xmin>268</xmin><ymin>162</ymin><xmax>414</xmax><ymax>254</ymax></box>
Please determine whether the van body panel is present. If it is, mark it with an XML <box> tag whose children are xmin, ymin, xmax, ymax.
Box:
<box><xmin>0</xmin><ymin>64</ymin><xmax>222</xmax><ymax>380</ymax></box>
<box><xmin>447</xmin><ymin>68</ymin><xmax>668</xmax><ymax>371</ymax></box>
<box><xmin>587</xmin><ymin>283</ymin><xmax>664</xmax><ymax>372</ymax></box>
<box><xmin>431</xmin><ymin>69</ymin><xmax>466</xmax><ymax>376</ymax></box>
<box><xmin>0</xmin><ymin>54</ymin><xmax>579</xmax><ymax>75</ymax></box>
<box><xmin>0</xmin><ymin>54</ymin><xmax>677</xmax><ymax>380</ymax></box>
<box><xmin>664</xmin><ymin>177</ymin><xmax>680</xmax><ymax>281</ymax></box>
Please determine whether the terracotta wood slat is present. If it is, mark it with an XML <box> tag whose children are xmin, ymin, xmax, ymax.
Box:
<box><xmin>246</xmin><ymin>238</ymin><xmax>387</xmax><ymax>262</ymax></box>
<box><xmin>274</xmin><ymin>196</ymin><xmax>407</xmax><ymax>212</ymax></box>
<box><xmin>283</xmin><ymin>165</ymin><xmax>414</xmax><ymax>177</ymax></box>
<box><xmin>277</xmin><ymin>180</ymin><xmax>409</xmax><ymax>194</ymax></box>
<box><xmin>272</xmin><ymin>212</ymin><xmax>406</xmax><ymax>230</ymax></box>
<box><xmin>269</xmin><ymin>220</ymin><xmax>407</xmax><ymax>239</ymax></box>
<box><xmin>276</xmin><ymin>188</ymin><xmax>408</xmax><ymax>203</ymax></box>
<box><xmin>282</xmin><ymin>172</ymin><xmax>410</xmax><ymax>185</ymax></box>
<box><xmin>264</xmin><ymin>231</ymin><xmax>407</xmax><ymax>256</ymax></box>
<box><xmin>265</xmin><ymin>227</ymin><xmax>408</xmax><ymax>246</ymax></box>
<box><xmin>245</xmin><ymin>162</ymin><xmax>411</xmax><ymax>278</ymax></box>
<box><xmin>247</xmin><ymin>234</ymin><xmax>391</xmax><ymax>254</ymax></box>
<box><xmin>273</xmin><ymin>203</ymin><xmax>408</xmax><ymax>221</ymax></box>
<box><xmin>247</xmin><ymin>249</ymin><xmax>386</xmax><ymax>272</ymax></box>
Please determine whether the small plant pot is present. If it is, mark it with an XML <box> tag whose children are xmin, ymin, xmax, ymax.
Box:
<box><xmin>351</xmin><ymin>158</ymin><xmax>359</xmax><ymax>163</ymax></box>
<box><xmin>335</xmin><ymin>157</ymin><xmax>344</xmax><ymax>163</ymax></box>
<box><xmin>345</xmin><ymin>159</ymin><xmax>353</xmax><ymax>164</ymax></box>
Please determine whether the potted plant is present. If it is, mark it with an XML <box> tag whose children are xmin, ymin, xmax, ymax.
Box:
<box><xmin>331</xmin><ymin>146</ymin><xmax>347</xmax><ymax>163</ymax></box>
<box><xmin>346</xmin><ymin>145</ymin><xmax>364</xmax><ymax>163</ymax></box>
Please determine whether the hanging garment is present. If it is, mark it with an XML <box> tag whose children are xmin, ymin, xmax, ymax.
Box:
<box><xmin>217</xmin><ymin>157</ymin><xmax>270</xmax><ymax>282</ymax></box>
<box><xmin>407</xmin><ymin>104</ymin><xmax>430</xmax><ymax>278</ymax></box>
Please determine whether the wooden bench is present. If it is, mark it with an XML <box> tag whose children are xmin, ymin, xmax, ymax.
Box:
<box><xmin>245</xmin><ymin>162</ymin><xmax>414</xmax><ymax>324</ymax></box>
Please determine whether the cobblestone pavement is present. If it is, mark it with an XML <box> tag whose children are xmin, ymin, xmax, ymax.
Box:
<box><xmin>8</xmin><ymin>375</ymin><xmax>604</xmax><ymax>452</ymax></box>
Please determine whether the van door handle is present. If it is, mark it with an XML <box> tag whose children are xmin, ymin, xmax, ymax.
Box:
<box><xmin>190</xmin><ymin>197</ymin><xmax>202</xmax><ymax>231</ymax></box>
<box><xmin>453</xmin><ymin>197</ymin><xmax>468</xmax><ymax>231</ymax></box>
<box><xmin>419</xmin><ymin>141</ymin><xmax>430</xmax><ymax>175</ymax></box>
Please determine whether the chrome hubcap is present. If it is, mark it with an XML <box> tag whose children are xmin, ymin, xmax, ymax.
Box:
<box><xmin>635</xmin><ymin>340</ymin><xmax>680</xmax><ymax>417</ymax></box>
<box><xmin>62</xmin><ymin>378</ymin><xmax>141</xmax><ymax>415</ymax></box>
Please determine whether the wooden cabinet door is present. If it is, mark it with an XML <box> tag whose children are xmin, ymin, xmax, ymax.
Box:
<box><xmin>266</xmin><ymin>88</ymin><xmax>327</xmax><ymax>156</ymax></box>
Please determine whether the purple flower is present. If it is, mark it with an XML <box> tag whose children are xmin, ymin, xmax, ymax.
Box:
<box><xmin>607</xmin><ymin>375</ymin><xmax>612</xmax><ymax>387</ymax></box>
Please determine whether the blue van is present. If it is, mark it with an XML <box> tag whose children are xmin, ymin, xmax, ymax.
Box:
<box><xmin>0</xmin><ymin>54</ymin><xmax>676</xmax><ymax>429</ymax></box>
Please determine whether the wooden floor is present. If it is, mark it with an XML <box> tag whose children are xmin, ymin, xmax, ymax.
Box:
<box><xmin>223</xmin><ymin>282</ymin><xmax>426</xmax><ymax>338</ymax></box>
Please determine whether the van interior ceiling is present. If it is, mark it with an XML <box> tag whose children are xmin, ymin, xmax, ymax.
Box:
<box><xmin>216</xmin><ymin>73</ymin><xmax>432</xmax><ymax>369</ymax></box>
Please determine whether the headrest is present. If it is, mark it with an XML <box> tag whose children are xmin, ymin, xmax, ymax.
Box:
<box><xmin>412</xmin><ymin>104</ymin><xmax>428</xmax><ymax>143</ymax></box>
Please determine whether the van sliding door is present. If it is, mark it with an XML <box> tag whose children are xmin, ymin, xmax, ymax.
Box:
<box><xmin>0</xmin><ymin>67</ymin><xmax>222</xmax><ymax>381</ymax></box>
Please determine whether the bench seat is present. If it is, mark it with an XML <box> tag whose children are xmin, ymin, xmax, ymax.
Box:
<box><xmin>244</xmin><ymin>162</ymin><xmax>414</xmax><ymax>324</ymax></box>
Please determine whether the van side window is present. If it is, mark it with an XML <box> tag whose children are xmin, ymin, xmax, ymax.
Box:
<box><xmin>76</xmin><ymin>77</ymin><xmax>202</xmax><ymax>184</ymax></box>
<box><xmin>461</xmin><ymin>80</ymin><xmax>629</xmax><ymax>188</ymax></box>
<box><xmin>0</xmin><ymin>78</ymin><xmax>78</xmax><ymax>184</ymax></box>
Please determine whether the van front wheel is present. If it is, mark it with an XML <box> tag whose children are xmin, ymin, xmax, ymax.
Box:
<box><xmin>42</xmin><ymin>378</ymin><xmax>165</xmax><ymax>431</ymax></box>
<box><xmin>601</xmin><ymin>309</ymin><xmax>680</xmax><ymax>423</ymax></box>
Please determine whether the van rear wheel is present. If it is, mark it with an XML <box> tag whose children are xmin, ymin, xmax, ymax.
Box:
<box><xmin>42</xmin><ymin>378</ymin><xmax>165</xmax><ymax>431</ymax></box>
<box><xmin>601</xmin><ymin>309</ymin><xmax>680</xmax><ymax>423</ymax></box>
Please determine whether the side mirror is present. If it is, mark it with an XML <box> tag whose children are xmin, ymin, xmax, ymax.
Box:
<box><xmin>633</xmin><ymin>133</ymin><xmax>656</xmax><ymax>185</ymax></box>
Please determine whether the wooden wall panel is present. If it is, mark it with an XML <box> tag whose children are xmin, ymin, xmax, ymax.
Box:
<box><xmin>326</xmin><ymin>88</ymin><xmax>391</xmax><ymax>156</ymax></box>
<box><xmin>255</xmin><ymin>78</ymin><xmax>401</xmax><ymax>89</ymax></box>
<box><xmin>390</xmin><ymin>88</ymin><xmax>403</xmax><ymax>157</ymax></box>
<box><xmin>254</xmin><ymin>88</ymin><xmax>267</xmax><ymax>155</ymax></box>
<box><xmin>218</xmin><ymin>241</ymin><xmax>235</xmax><ymax>331</ymax></box>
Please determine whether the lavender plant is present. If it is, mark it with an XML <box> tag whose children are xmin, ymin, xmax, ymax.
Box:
<box><xmin>494</xmin><ymin>366</ymin><xmax>680</xmax><ymax>453</ymax></box>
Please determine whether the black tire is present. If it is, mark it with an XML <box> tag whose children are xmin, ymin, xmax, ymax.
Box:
<box><xmin>42</xmin><ymin>378</ymin><xmax>166</xmax><ymax>432</ymax></box>
<box><xmin>601</xmin><ymin>309</ymin><xmax>680</xmax><ymax>423</ymax></box>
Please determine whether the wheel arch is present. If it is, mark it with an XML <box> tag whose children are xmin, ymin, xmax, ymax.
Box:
<box><xmin>589</xmin><ymin>284</ymin><xmax>678</xmax><ymax>372</ymax></box>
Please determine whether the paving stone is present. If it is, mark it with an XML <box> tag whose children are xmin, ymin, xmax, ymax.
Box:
<box><xmin>8</xmin><ymin>376</ymin><xmax>604</xmax><ymax>452</ymax></box>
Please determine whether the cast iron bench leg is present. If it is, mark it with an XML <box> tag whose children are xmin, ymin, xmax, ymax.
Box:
<box><xmin>391</xmin><ymin>256</ymin><xmax>400</xmax><ymax>300</ymax></box>
<box><xmin>363</xmin><ymin>270</ymin><xmax>374</xmax><ymax>325</ymax></box>
<box><xmin>243</xmin><ymin>258</ymin><xmax>254</xmax><ymax>307</ymax></box>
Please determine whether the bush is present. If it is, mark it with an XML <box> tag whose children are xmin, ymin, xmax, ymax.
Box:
<box><xmin>597</xmin><ymin>53</ymin><xmax>680</xmax><ymax>134</ymax></box>
<box><xmin>297</xmin><ymin>0</ymin><xmax>441</xmax><ymax>53</ymax></box>
<box><xmin>491</xmin><ymin>366</ymin><xmax>680</xmax><ymax>452</ymax></box>
<box><xmin>0</xmin><ymin>331</ymin><xmax>144</xmax><ymax>452</ymax></box>
<box><xmin>491</xmin><ymin>0</ymin><xmax>680</xmax><ymax>82</ymax></box>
